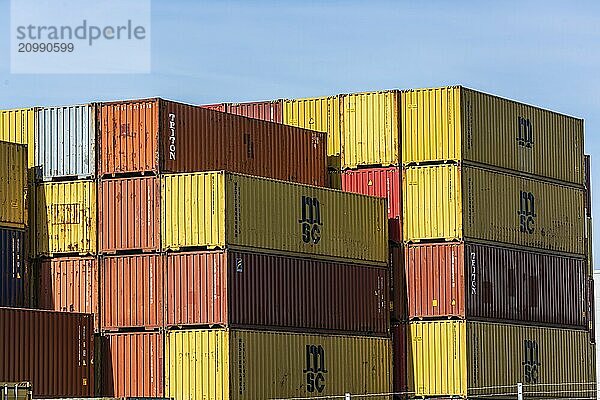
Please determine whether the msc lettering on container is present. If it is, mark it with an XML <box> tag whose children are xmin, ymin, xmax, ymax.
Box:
<box><xmin>298</xmin><ymin>196</ymin><xmax>322</xmax><ymax>244</ymax></box>
<box><xmin>303</xmin><ymin>344</ymin><xmax>327</xmax><ymax>393</ymax></box>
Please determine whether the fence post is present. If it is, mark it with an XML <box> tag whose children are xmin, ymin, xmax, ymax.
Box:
<box><xmin>517</xmin><ymin>382</ymin><xmax>523</xmax><ymax>400</ymax></box>
<box><xmin>345</xmin><ymin>393</ymin><xmax>351</xmax><ymax>400</ymax></box>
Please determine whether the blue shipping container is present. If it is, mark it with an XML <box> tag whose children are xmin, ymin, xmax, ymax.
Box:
<box><xmin>0</xmin><ymin>227</ymin><xmax>27</xmax><ymax>307</ymax></box>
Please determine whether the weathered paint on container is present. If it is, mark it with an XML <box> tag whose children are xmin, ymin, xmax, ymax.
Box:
<box><xmin>228</xmin><ymin>100</ymin><xmax>283</xmax><ymax>123</ymax></box>
<box><xmin>391</xmin><ymin>324</ymin><xmax>407</xmax><ymax>396</ymax></box>
<box><xmin>585</xmin><ymin>154</ymin><xmax>591</xmax><ymax>216</ymax></box>
<box><xmin>405</xmin><ymin>242</ymin><xmax>588</xmax><ymax>327</ymax></box>
<box><xmin>0</xmin><ymin>108</ymin><xmax>35</xmax><ymax>167</ymax></box>
<box><xmin>161</xmin><ymin>172</ymin><xmax>388</xmax><ymax>264</ymax></box>
<box><xmin>35</xmin><ymin>105</ymin><xmax>96</xmax><ymax>181</ymax></box>
<box><xmin>0</xmin><ymin>228</ymin><xmax>27</xmax><ymax>308</ymax></box>
<box><xmin>402</xmin><ymin>86</ymin><xmax>584</xmax><ymax>185</ymax></box>
<box><xmin>389</xmin><ymin>244</ymin><xmax>406</xmax><ymax>322</ymax></box>
<box><xmin>36</xmin><ymin>257</ymin><xmax>99</xmax><ymax>331</ymax></box>
<box><xmin>0</xmin><ymin>307</ymin><xmax>94</xmax><ymax>398</ymax></box>
<box><xmin>165</xmin><ymin>250</ymin><xmax>389</xmax><ymax>334</ymax></box>
<box><xmin>36</xmin><ymin>180</ymin><xmax>97</xmax><ymax>256</ymax></box>
<box><xmin>99</xmin><ymin>177</ymin><xmax>160</xmax><ymax>253</ymax></box>
<box><xmin>165</xmin><ymin>329</ymin><xmax>392</xmax><ymax>400</ymax></box>
<box><xmin>403</xmin><ymin>164</ymin><xmax>585</xmax><ymax>255</ymax></box>
<box><xmin>342</xmin><ymin>167</ymin><xmax>402</xmax><ymax>243</ymax></box>
<box><xmin>101</xmin><ymin>254</ymin><xmax>164</xmax><ymax>331</ymax></box>
<box><xmin>408</xmin><ymin>320</ymin><xmax>596</xmax><ymax>398</ymax></box>
<box><xmin>0</xmin><ymin>141</ymin><xmax>27</xmax><ymax>229</ymax></box>
<box><xmin>97</xmin><ymin>99</ymin><xmax>327</xmax><ymax>187</ymax></box>
<box><xmin>98</xmin><ymin>332</ymin><xmax>164</xmax><ymax>398</ymax></box>
<box><xmin>341</xmin><ymin>91</ymin><xmax>400</xmax><ymax>169</ymax></box>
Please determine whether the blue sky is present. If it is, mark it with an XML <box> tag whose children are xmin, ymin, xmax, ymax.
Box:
<box><xmin>1</xmin><ymin>0</ymin><xmax>600</xmax><ymax>263</ymax></box>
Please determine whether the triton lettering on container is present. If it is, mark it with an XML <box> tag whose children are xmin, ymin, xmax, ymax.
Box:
<box><xmin>0</xmin><ymin>227</ymin><xmax>27</xmax><ymax>308</ymax></box>
<box><xmin>35</xmin><ymin>180</ymin><xmax>97</xmax><ymax>256</ymax></box>
<box><xmin>35</xmin><ymin>105</ymin><xmax>96</xmax><ymax>181</ymax></box>
<box><xmin>228</xmin><ymin>100</ymin><xmax>283</xmax><ymax>123</ymax></box>
<box><xmin>408</xmin><ymin>321</ymin><xmax>596</xmax><ymax>398</ymax></box>
<box><xmin>391</xmin><ymin>324</ymin><xmax>407</xmax><ymax>399</ymax></box>
<box><xmin>97</xmin><ymin>98</ymin><xmax>327</xmax><ymax>186</ymax></box>
<box><xmin>165</xmin><ymin>250</ymin><xmax>389</xmax><ymax>334</ymax></box>
<box><xmin>405</xmin><ymin>242</ymin><xmax>588</xmax><ymax>327</ymax></box>
<box><xmin>161</xmin><ymin>172</ymin><xmax>388</xmax><ymax>264</ymax></box>
<box><xmin>402</xmin><ymin>86</ymin><xmax>584</xmax><ymax>185</ymax></box>
<box><xmin>0</xmin><ymin>307</ymin><xmax>94</xmax><ymax>398</ymax></box>
<box><xmin>342</xmin><ymin>167</ymin><xmax>402</xmax><ymax>243</ymax></box>
<box><xmin>0</xmin><ymin>141</ymin><xmax>27</xmax><ymax>229</ymax></box>
<box><xmin>403</xmin><ymin>164</ymin><xmax>585</xmax><ymax>255</ymax></box>
<box><xmin>0</xmin><ymin>108</ymin><xmax>35</xmax><ymax>167</ymax></box>
<box><xmin>165</xmin><ymin>329</ymin><xmax>392</xmax><ymax>400</ymax></box>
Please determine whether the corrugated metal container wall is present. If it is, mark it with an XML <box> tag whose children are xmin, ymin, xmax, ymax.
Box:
<box><xmin>200</xmin><ymin>103</ymin><xmax>227</xmax><ymax>112</ymax></box>
<box><xmin>101</xmin><ymin>254</ymin><xmax>163</xmax><ymax>331</ymax></box>
<box><xmin>405</xmin><ymin>242</ymin><xmax>587</xmax><ymax>327</ymax></box>
<box><xmin>35</xmin><ymin>105</ymin><xmax>96</xmax><ymax>181</ymax></box>
<box><xmin>98</xmin><ymin>332</ymin><xmax>164</xmax><ymax>398</ymax></box>
<box><xmin>0</xmin><ymin>228</ymin><xmax>27</xmax><ymax>308</ymax></box>
<box><xmin>228</xmin><ymin>100</ymin><xmax>283</xmax><ymax>123</ymax></box>
<box><xmin>389</xmin><ymin>244</ymin><xmax>406</xmax><ymax>322</ymax></box>
<box><xmin>391</xmin><ymin>324</ymin><xmax>407</xmax><ymax>396</ymax></box>
<box><xmin>36</xmin><ymin>257</ymin><xmax>99</xmax><ymax>331</ymax></box>
<box><xmin>36</xmin><ymin>180</ymin><xmax>97</xmax><ymax>256</ymax></box>
<box><xmin>165</xmin><ymin>329</ymin><xmax>392</xmax><ymax>400</ymax></box>
<box><xmin>403</xmin><ymin>164</ymin><xmax>585</xmax><ymax>255</ymax></box>
<box><xmin>401</xmin><ymin>87</ymin><xmax>584</xmax><ymax>185</ymax></box>
<box><xmin>0</xmin><ymin>108</ymin><xmax>35</xmax><ymax>167</ymax></box>
<box><xmin>0</xmin><ymin>141</ymin><xmax>26</xmax><ymax>229</ymax></box>
<box><xmin>341</xmin><ymin>167</ymin><xmax>401</xmax><ymax>243</ymax></box>
<box><xmin>408</xmin><ymin>321</ymin><xmax>596</xmax><ymax>398</ymax></box>
<box><xmin>165</xmin><ymin>250</ymin><xmax>389</xmax><ymax>334</ymax></box>
<box><xmin>587</xmin><ymin>217</ymin><xmax>594</xmax><ymax>275</ymax></box>
<box><xmin>341</xmin><ymin>91</ymin><xmax>400</xmax><ymax>169</ymax></box>
<box><xmin>328</xmin><ymin>169</ymin><xmax>341</xmax><ymax>190</ymax></box>
<box><xmin>283</xmin><ymin>96</ymin><xmax>342</xmax><ymax>169</ymax></box>
<box><xmin>161</xmin><ymin>172</ymin><xmax>388</xmax><ymax>264</ymax></box>
<box><xmin>99</xmin><ymin>177</ymin><xmax>160</xmax><ymax>253</ymax></box>
<box><xmin>584</xmin><ymin>154</ymin><xmax>591</xmax><ymax>216</ymax></box>
<box><xmin>0</xmin><ymin>308</ymin><xmax>94</xmax><ymax>398</ymax></box>
<box><xmin>589</xmin><ymin>276</ymin><xmax>595</xmax><ymax>342</ymax></box>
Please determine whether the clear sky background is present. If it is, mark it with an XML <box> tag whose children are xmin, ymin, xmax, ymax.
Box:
<box><xmin>1</xmin><ymin>0</ymin><xmax>599</xmax><ymax>265</ymax></box>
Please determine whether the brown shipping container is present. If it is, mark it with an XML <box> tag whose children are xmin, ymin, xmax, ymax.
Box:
<box><xmin>165</xmin><ymin>250</ymin><xmax>389</xmax><ymax>335</ymax></box>
<box><xmin>98</xmin><ymin>332</ymin><xmax>164</xmax><ymax>397</ymax></box>
<box><xmin>36</xmin><ymin>257</ymin><xmax>99</xmax><ymax>331</ymax></box>
<box><xmin>97</xmin><ymin>98</ymin><xmax>327</xmax><ymax>186</ymax></box>
<box><xmin>405</xmin><ymin>242</ymin><xmax>588</xmax><ymax>328</ymax></box>
<box><xmin>101</xmin><ymin>254</ymin><xmax>164</xmax><ymax>331</ymax></box>
<box><xmin>0</xmin><ymin>307</ymin><xmax>94</xmax><ymax>398</ymax></box>
<box><xmin>392</xmin><ymin>323</ymin><xmax>407</xmax><ymax>397</ymax></box>
<box><xmin>227</xmin><ymin>100</ymin><xmax>284</xmax><ymax>123</ymax></box>
<box><xmin>200</xmin><ymin>103</ymin><xmax>227</xmax><ymax>112</ymax></box>
<box><xmin>99</xmin><ymin>177</ymin><xmax>160</xmax><ymax>253</ymax></box>
<box><xmin>390</xmin><ymin>244</ymin><xmax>407</xmax><ymax>322</ymax></box>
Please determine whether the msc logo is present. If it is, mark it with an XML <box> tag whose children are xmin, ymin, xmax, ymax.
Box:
<box><xmin>517</xmin><ymin>117</ymin><xmax>534</xmax><ymax>148</ymax></box>
<box><xmin>522</xmin><ymin>339</ymin><xmax>541</xmax><ymax>383</ymax></box>
<box><xmin>168</xmin><ymin>113</ymin><xmax>176</xmax><ymax>160</ymax></box>
<box><xmin>518</xmin><ymin>191</ymin><xmax>536</xmax><ymax>234</ymax></box>
<box><xmin>298</xmin><ymin>196</ymin><xmax>322</xmax><ymax>244</ymax></box>
<box><xmin>303</xmin><ymin>344</ymin><xmax>327</xmax><ymax>393</ymax></box>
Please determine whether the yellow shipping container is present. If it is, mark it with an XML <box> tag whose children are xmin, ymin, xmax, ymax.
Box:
<box><xmin>408</xmin><ymin>320</ymin><xmax>596</xmax><ymax>398</ymax></box>
<box><xmin>341</xmin><ymin>90</ymin><xmax>400</xmax><ymax>169</ymax></box>
<box><xmin>284</xmin><ymin>96</ymin><xmax>342</xmax><ymax>169</ymax></box>
<box><xmin>0</xmin><ymin>108</ymin><xmax>35</xmax><ymax>168</ymax></box>
<box><xmin>0</xmin><ymin>141</ymin><xmax>27</xmax><ymax>229</ymax></box>
<box><xmin>36</xmin><ymin>180</ymin><xmax>96</xmax><ymax>256</ymax></box>
<box><xmin>402</xmin><ymin>86</ymin><xmax>584</xmax><ymax>185</ymax></box>
<box><xmin>161</xmin><ymin>171</ymin><xmax>387</xmax><ymax>264</ymax></box>
<box><xmin>166</xmin><ymin>329</ymin><xmax>392</xmax><ymax>400</ymax></box>
<box><xmin>403</xmin><ymin>164</ymin><xmax>585</xmax><ymax>255</ymax></box>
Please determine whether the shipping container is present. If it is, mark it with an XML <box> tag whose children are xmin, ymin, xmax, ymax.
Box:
<box><xmin>0</xmin><ymin>141</ymin><xmax>27</xmax><ymax>229</ymax></box>
<box><xmin>589</xmin><ymin>276</ymin><xmax>595</xmax><ymax>342</ymax></box>
<box><xmin>0</xmin><ymin>228</ymin><xmax>27</xmax><ymax>308</ymax></box>
<box><xmin>342</xmin><ymin>167</ymin><xmax>402</xmax><ymax>243</ymax></box>
<box><xmin>36</xmin><ymin>257</ymin><xmax>99</xmax><ymax>331</ymax></box>
<box><xmin>389</xmin><ymin>244</ymin><xmax>406</xmax><ymax>322</ymax></box>
<box><xmin>587</xmin><ymin>217</ymin><xmax>594</xmax><ymax>275</ymax></box>
<box><xmin>101</xmin><ymin>254</ymin><xmax>164</xmax><ymax>331</ymax></box>
<box><xmin>35</xmin><ymin>105</ymin><xmax>96</xmax><ymax>181</ymax></box>
<box><xmin>405</xmin><ymin>242</ymin><xmax>587</xmax><ymax>327</ymax></box>
<box><xmin>284</xmin><ymin>96</ymin><xmax>342</xmax><ymax>169</ymax></box>
<box><xmin>0</xmin><ymin>108</ymin><xmax>35</xmax><ymax>167</ymax></box>
<box><xmin>328</xmin><ymin>169</ymin><xmax>341</xmax><ymax>190</ymax></box>
<box><xmin>0</xmin><ymin>382</ymin><xmax>31</xmax><ymax>400</ymax></box>
<box><xmin>0</xmin><ymin>307</ymin><xmax>94</xmax><ymax>398</ymax></box>
<box><xmin>585</xmin><ymin>154</ymin><xmax>591</xmax><ymax>216</ymax></box>
<box><xmin>402</xmin><ymin>86</ymin><xmax>584</xmax><ymax>185</ymax></box>
<box><xmin>165</xmin><ymin>329</ymin><xmax>392</xmax><ymax>400</ymax></box>
<box><xmin>407</xmin><ymin>320</ymin><xmax>596</xmax><ymax>398</ymax></box>
<box><xmin>165</xmin><ymin>250</ymin><xmax>389</xmax><ymax>334</ymax></box>
<box><xmin>403</xmin><ymin>164</ymin><xmax>585</xmax><ymax>255</ymax></box>
<box><xmin>228</xmin><ymin>100</ymin><xmax>283</xmax><ymax>123</ymax></box>
<box><xmin>35</xmin><ymin>180</ymin><xmax>97</xmax><ymax>256</ymax></box>
<box><xmin>97</xmin><ymin>99</ymin><xmax>327</xmax><ymax>186</ymax></box>
<box><xmin>200</xmin><ymin>103</ymin><xmax>227</xmax><ymax>112</ymax></box>
<box><xmin>391</xmin><ymin>324</ymin><xmax>407</xmax><ymax>398</ymax></box>
<box><xmin>98</xmin><ymin>332</ymin><xmax>164</xmax><ymax>398</ymax></box>
<box><xmin>99</xmin><ymin>177</ymin><xmax>160</xmax><ymax>253</ymax></box>
<box><xmin>340</xmin><ymin>91</ymin><xmax>400</xmax><ymax>169</ymax></box>
<box><xmin>161</xmin><ymin>171</ymin><xmax>388</xmax><ymax>264</ymax></box>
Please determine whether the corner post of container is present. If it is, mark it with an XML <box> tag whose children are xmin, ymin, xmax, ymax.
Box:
<box><xmin>517</xmin><ymin>382</ymin><xmax>523</xmax><ymax>400</ymax></box>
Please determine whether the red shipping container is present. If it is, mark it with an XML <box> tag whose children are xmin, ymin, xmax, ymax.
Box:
<box><xmin>164</xmin><ymin>249</ymin><xmax>390</xmax><ymax>335</ymax></box>
<box><xmin>405</xmin><ymin>242</ymin><xmax>588</xmax><ymax>328</ymax></box>
<box><xmin>389</xmin><ymin>244</ymin><xmax>406</xmax><ymax>322</ymax></box>
<box><xmin>98</xmin><ymin>331</ymin><xmax>164</xmax><ymax>397</ymax></box>
<box><xmin>342</xmin><ymin>167</ymin><xmax>402</xmax><ymax>243</ymax></box>
<box><xmin>228</xmin><ymin>100</ymin><xmax>284</xmax><ymax>123</ymax></box>
<box><xmin>97</xmin><ymin>98</ymin><xmax>326</xmax><ymax>186</ymax></box>
<box><xmin>99</xmin><ymin>177</ymin><xmax>161</xmax><ymax>253</ymax></box>
<box><xmin>391</xmin><ymin>323</ymin><xmax>407</xmax><ymax>398</ymax></box>
<box><xmin>200</xmin><ymin>103</ymin><xmax>227</xmax><ymax>112</ymax></box>
<box><xmin>101</xmin><ymin>254</ymin><xmax>164</xmax><ymax>330</ymax></box>
<box><xmin>0</xmin><ymin>307</ymin><xmax>94</xmax><ymax>398</ymax></box>
<box><xmin>36</xmin><ymin>257</ymin><xmax>99</xmax><ymax>331</ymax></box>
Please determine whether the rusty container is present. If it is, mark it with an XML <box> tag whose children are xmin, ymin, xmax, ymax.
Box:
<box><xmin>227</xmin><ymin>100</ymin><xmax>284</xmax><ymax>123</ymax></box>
